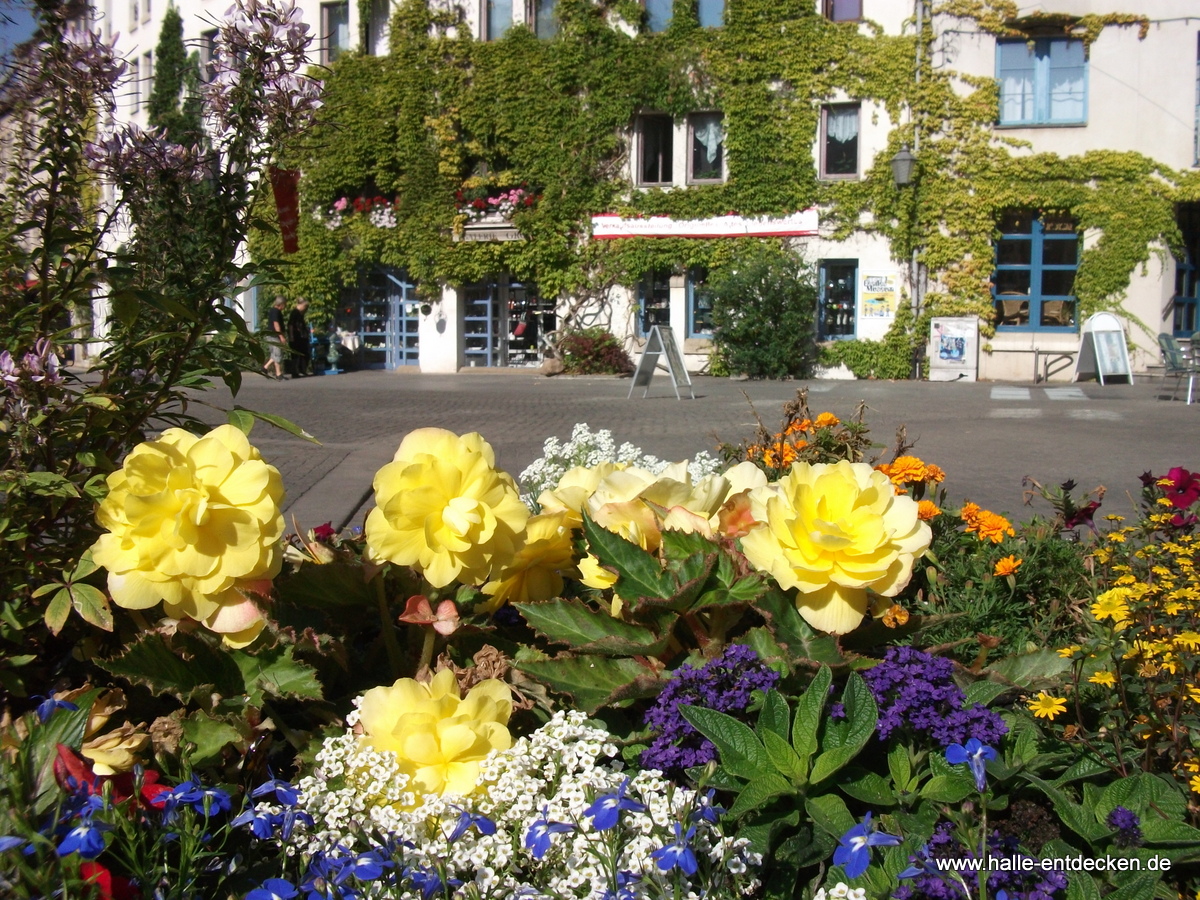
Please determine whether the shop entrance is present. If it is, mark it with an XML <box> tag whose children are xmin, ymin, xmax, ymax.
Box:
<box><xmin>336</xmin><ymin>268</ymin><xmax>419</xmax><ymax>369</ymax></box>
<box><xmin>463</xmin><ymin>277</ymin><xmax>555</xmax><ymax>367</ymax></box>
<box><xmin>819</xmin><ymin>259</ymin><xmax>858</xmax><ymax>340</ymax></box>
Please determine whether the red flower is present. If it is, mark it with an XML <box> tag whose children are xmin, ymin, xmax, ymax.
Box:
<box><xmin>353</xmin><ymin>198</ymin><xmax>367</xmax><ymax>212</ymax></box>
<box><xmin>472</xmin><ymin>199</ymin><xmax>486</xmax><ymax>210</ymax></box>
<box><xmin>1163</xmin><ymin>467</ymin><xmax>1200</xmax><ymax>510</ymax></box>
<box><xmin>53</xmin><ymin>744</ymin><xmax>169</xmax><ymax>809</ymax></box>
<box><xmin>398</xmin><ymin>594</ymin><xmax>461</xmax><ymax>636</ymax></box>
<box><xmin>313</xmin><ymin>522</ymin><xmax>336</xmax><ymax>541</ymax></box>
<box><xmin>80</xmin><ymin>862</ymin><xmax>138</xmax><ymax>900</ymax></box>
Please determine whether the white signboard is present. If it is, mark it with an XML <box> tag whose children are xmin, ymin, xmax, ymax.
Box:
<box><xmin>592</xmin><ymin>209</ymin><xmax>818</xmax><ymax>240</ymax></box>
<box><xmin>929</xmin><ymin>317</ymin><xmax>978</xmax><ymax>382</ymax></box>
<box><xmin>1075</xmin><ymin>312</ymin><xmax>1133</xmax><ymax>385</ymax></box>
<box><xmin>628</xmin><ymin>326</ymin><xmax>694</xmax><ymax>400</ymax></box>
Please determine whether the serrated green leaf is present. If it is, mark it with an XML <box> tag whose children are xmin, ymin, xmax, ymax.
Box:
<box><xmin>1140</xmin><ymin>818</ymin><xmax>1200</xmax><ymax>845</ymax></box>
<box><xmin>839</xmin><ymin>769</ymin><xmax>898</xmax><ymax>806</ymax></box>
<box><xmin>752</xmin><ymin>589</ymin><xmax>841</xmax><ymax>663</ymax></box>
<box><xmin>514</xmin><ymin>598</ymin><xmax>666</xmax><ymax>655</ymax></box>
<box><xmin>920</xmin><ymin>774</ymin><xmax>974</xmax><ymax>803</ymax></box>
<box><xmin>514</xmin><ymin>655</ymin><xmax>660</xmax><ymax>714</ymax></box>
<box><xmin>1103</xmin><ymin>873</ymin><xmax>1159</xmax><ymax>900</ymax></box>
<box><xmin>757</xmin><ymin>689</ymin><xmax>790</xmax><ymax>741</ymax></box>
<box><xmin>762</xmin><ymin>730</ymin><xmax>805</xmax><ymax>781</ymax></box>
<box><xmin>984</xmin><ymin>649</ymin><xmax>1070</xmax><ymax>687</ymax></box>
<box><xmin>680</xmin><ymin>705</ymin><xmax>772</xmax><ymax>781</ymax></box>
<box><xmin>740</xmin><ymin>625</ymin><xmax>791</xmax><ymax>670</ymax></box>
<box><xmin>888</xmin><ymin>745</ymin><xmax>911</xmax><ymax>793</ymax></box>
<box><xmin>275</xmin><ymin>560</ymin><xmax>377</xmax><ymax>609</ymax></box>
<box><xmin>231</xmin><ymin>644</ymin><xmax>323</xmax><ymax>706</ymax></box>
<box><xmin>793</xmin><ymin>665</ymin><xmax>832</xmax><ymax>765</ymax></box>
<box><xmin>806</xmin><ymin>792</ymin><xmax>856</xmax><ymax>839</ymax></box>
<box><xmin>728</xmin><ymin>772</ymin><xmax>793</xmax><ymax>817</ymax></box>
<box><xmin>98</xmin><ymin>633</ymin><xmax>245</xmax><ymax>704</ymax></box>
<box><xmin>1064</xmin><ymin>857</ymin><xmax>1104</xmax><ymax>900</ymax></box>
<box><xmin>660</xmin><ymin>529</ymin><xmax>713</xmax><ymax>559</ymax></box>
<box><xmin>234</xmin><ymin>406</ymin><xmax>319</xmax><ymax>443</ymax></box>
<box><xmin>44</xmin><ymin>588</ymin><xmax>71</xmax><ymax>634</ymax></box>
<box><xmin>581</xmin><ymin>513</ymin><xmax>673</xmax><ymax>601</ymax></box>
<box><xmin>181</xmin><ymin>710</ymin><xmax>248</xmax><ymax>766</ymax></box>
<box><xmin>69</xmin><ymin>583</ymin><xmax>112</xmax><ymax>631</ymax></box>
<box><xmin>1099</xmin><ymin>773</ymin><xmax>1187</xmax><ymax>823</ymax></box>
<box><xmin>226</xmin><ymin>408</ymin><xmax>255</xmax><ymax>435</ymax></box>
<box><xmin>1053</xmin><ymin>753</ymin><xmax>1114</xmax><ymax>786</ymax></box>
<box><xmin>1022</xmin><ymin>774</ymin><xmax>1109</xmax><ymax>842</ymax></box>
<box><xmin>963</xmin><ymin>680</ymin><xmax>1010</xmax><ymax>706</ymax></box>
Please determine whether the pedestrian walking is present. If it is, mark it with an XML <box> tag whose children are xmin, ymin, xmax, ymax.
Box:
<box><xmin>288</xmin><ymin>298</ymin><xmax>312</xmax><ymax>378</ymax></box>
<box><xmin>263</xmin><ymin>296</ymin><xmax>286</xmax><ymax>380</ymax></box>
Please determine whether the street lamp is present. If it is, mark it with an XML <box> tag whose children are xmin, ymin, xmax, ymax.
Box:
<box><xmin>890</xmin><ymin>144</ymin><xmax>917</xmax><ymax>187</ymax></box>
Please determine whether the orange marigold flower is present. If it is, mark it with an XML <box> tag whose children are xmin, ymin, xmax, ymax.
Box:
<box><xmin>792</xmin><ymin>439</ymin><xmax>808</xmax><ymax>451</ymax></box>
<box><xmin>813</xmin><ymin>412</ymin><xmax>840</xmax><ymax>428</ymax></box>
<box><xmin>960</xmin><ymin>502</ymin><xmax>981</xmax><ymax>523</ymax></box>
<box><xmin>923</xmin><ymin>463</ymin><xmax>946</xmax><ymax>484</ymax></box>
<box><xmin>886</xmin><ymin>456</ymin><xmax>927</xmax><ymax>485</ymax></box>
<box><xmin>784</xmin><ymin>420</ymin><xmax>806</xmax><ymax>436</ymax></box>
<box><xmin>993</xmin><ymin>555</ymin><xmax>1022</xmax><ymax>577</ymax></box>
<box><xmin>762</xmin><ymin>443</ymin><xmax>797</xmax><ymax>469</ymax></box>
<box><xmin>917</xmin><ymin>500</ymin><xmax>941</xmax><ymax>520</ymax></box>
<box><xmin>972</xmin><ymin>511</ymin><xmax>1015</xmax><ymax>544</ymax></box>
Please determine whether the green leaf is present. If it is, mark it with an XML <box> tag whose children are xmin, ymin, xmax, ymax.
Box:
<box><xmin>71</xmin><ymin>549</ymin><xmax>99</xmax><ymax>581</ymax></box>
<box><xmin>1022</xmin><ymin>774</ymin><xmax>1109</xmax><ymax>843</ymax></box>
<box><xmin>660</xmin><ymin>529</ymin><xmax>714</xmax><ymax>559</ymax></box>
<box><xmin>727</xmin><ymin>773</ymin><xmax>793</xmax><ymax>817</ymax></box>
<box><xmin>762</xmin><ymin>730</ymin><xmax>805</xmax><ymax>781</ymax></box>
<box><xmin>1103</xmin><ymin>873</ymin><xmax>1160</xmax><ymax>900</ymax></box>
<box><xmin>24</xmin><ymin>689</ymin><xmax>99</xmax><ymax>816</ymax></box>
<box><xmin>98</xmin><ymin>632</ymin><xmax>245</xmax><ymax>704</ymax></box>
<box><xmin>984</xmin><ymin>649</ymin><xmax>1071</xmax><ymax>687</ymax></box>
<box><xmin>792</xmin><ymin>665</ymin><xmax>832</xmax><ymax>765</ymax></box>
<box><xmin>1063</xmin><ymin>853</ymin><xmax>1103</xmax><ymax>900</ymax></box>
<box><xmin>757</xmin><ymin>690</ymin><xmax>791</xmax><ymax>741</ymax></box>
<box><xmin>806</xmin><ymin>792</ymin><xmax>857</xmax><ymax>839</ymax></box>
<box><xmin>43</xmin><ymin>588</ymin><xmax>71</xmax><ymax>635</ymax></box>
<box><xmin>920</xmin><ymin>774</ymin><xmax>975</xmax><ymax>803</ymax></box>
<box><xmin>963</xmin><ymin>680</ymin><xmax>1010</xmax><ymax>706</ymax></box>
<box><xmin>581</xmin><ymin>513</ymin><xmax>673</xmax><ymax>601</ymax></box>
<box><xmin>181</xmin><ymin>710</ymin><xmax>249</xmax><ymax>766</ymax></box>
<box><xmin>513</xmin><ymin>598</ymin><xmax>666</xmax><ymax>655</ymax></box>
<box><xmin>1139</xmin><ymin>818</ymin><xmax>1200</xmax><ymax>845</ymax></box>
<box><xmin>739</xmin><ymin>625</ymin><xmax>792</xmax><ymax>670</ymax></box>
<box><xmin>110</xmin><ymin>290</ymin><xmax>140</xmax><ymax>327</ymax></box>
<box><xmin>230</xmin><ymin>644</ymin><xmax>323</xmax><ymax>706</ymax></box>
<box><xmin>22</xmin><ymin>471</ymin><xmax>80</xmax><ymax>498</ymax></box>
<box><xmin>1099</xmin><ymin>773</ymin><xmax>1186</xmax><ymax>823</ymax></box>
<box><xmin>839</xmin><ymin>768</ymin><xmax>898</xmax><ymax>806</ymax></box>
<box><xmin>752</xmin><ymin>589</ymin><xmax>842</xmax><ymax>663</ymax></box>
<box><xmin>276</xmin><ymin>560</ymin><xmax>377</xmax><ymax>609</ymax></box>
<box><xmin>1053</xmin><ymin>753</ymin><xmax>1115</xmax><ymax>786</ymax></box>
<box><xmin>68</xmin><ymin>583</ymin><xmax>112</xmax><ymax>631</ymax></box>
<box><xmin>514</xmin><ymin>656</ymin><xmax>661</xmax><ymax>714</ymax></box>
<box><xmin>810</xmin><ymin>672</ymin><xmax>876</xmax><ymax>785</ymax></box>
<box><xmin>680</xmin><ymin>705</ymin><xmax>772</xmax><ymax>781</ymax></box>
<box><xmin>226</xmin><ymin>408</ymin><xmax>255</xmax><ymax>435</ymax></box>
<box><xmin>234</xmin><ymin>406</ymin><xmax>319</xmax><ymax>443</ymax></box>
<box><xmin>888</xmin><ymin>745</ymin><xmax>912</xmax><ymax>793</ymax></box>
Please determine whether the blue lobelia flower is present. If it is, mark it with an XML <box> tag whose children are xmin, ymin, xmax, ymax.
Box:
<box><xmin>33</xmin><ymin>692</ymin><xmax>78</xmax><ymax>724</ymax></box>
<box><xmin>524</xmin><ymin>806</ymin><xmax>575</xmax><ymax>860</ymax></box>
<box><xmin>405</xmin><ymin>866</ymin><xmax>463</xmax><ymax>900</ymax></box>
<box><xmin>162</xmin><ymin>775</ymin><xmax>232</xmax><ymax>820</ymax></box>
<box><xmin>944</xmin><ymin>738</ymin><xmax>997</xmax><ymax>793</ymax></box>
<box><xmin>833</xmin><ymin>811</ymin><xmax>902</xmax><ymax>879</ymax></box>
<box><xmin>447</xmin><ymin>806</ymin><xmax>497</xmax><ymax>844</ymax></box>
<box><xmin>335</xmin><ymin>850</ymin><xmax>392</xmax><ymax>884</ymax></box>
<box><xmin>232</xmin><ymin>806</ymin><xmax>280</xmax><ymax>841</ymax></box>
<box><xmin>56</xmin><ymin>813</ymin><xmax>112</xmax><ymax>860</ymax></box>
<box><xmin>651</xmin><ymin>822</ymin><xmax>699</xmax><ymax>876</ymax></box>
<box><xmin>602</xmin><ymin>871</ymin><xmax>642</xmax><ymax>900</ymax></box>
<box><xmin>0</xmin><ymin>835</ymin><xmax>27</xmax><ymax>853</ymax></box>
<box><xmin>584</xmin><ymin>778</ymin><xmax>645</xmax><ymax>831</ymax></box>
<box><xmin>689</xmin><ymin>789</ymin><xmax>726</xmax><ymax>825</ymax></box>
<box><xmin>250</xmin><ymin>772</ymin><xmax>300</xmax><ymax>807</ymax></box>
<box><xmin>246</xmin><ymin>878</ymin><xmax>299</xmax><ymax>900</ymax></box>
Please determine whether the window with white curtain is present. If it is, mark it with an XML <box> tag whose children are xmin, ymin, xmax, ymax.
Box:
<box><xmin>688</xmin><ymin>112</ymin><xmax>724</xmax><ymax>182</ymax></box>
<box><xmin>997</xmin><ymin>38</ymin><xmax>1086</xmax><ymax>126</ymax></box>
<box><xmin>821</xmin><ymin>104</ymin><xmax>859</xmax><ymax>178</ymax></box>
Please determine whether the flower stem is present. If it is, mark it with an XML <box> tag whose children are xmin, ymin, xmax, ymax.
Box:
<box><xmin>375</xmin><ymin>575</ymin><xmax>402</xmax><ymax>678</ymax></box>
<box><xmin>418</xmin><ymin>626</ymin><xmax>437</xmax><ymax>673</ymax></box>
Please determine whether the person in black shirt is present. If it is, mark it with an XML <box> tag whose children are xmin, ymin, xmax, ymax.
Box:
<box><xmin>263</xmin><ymin>296</ymin><xmax>286</xmax><ymax>380</ymax></box>
<box><xmin>287</xmin><ymin>298</ymin><xmax>311</xmax><ymax>377</ymax></box>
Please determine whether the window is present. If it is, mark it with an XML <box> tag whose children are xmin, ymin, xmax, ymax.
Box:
<box><xmin>993</xmin><ymin>210</ymin><xmax>1078</xmax><ymax>330</ymax></box>
<box><xmin>130</xmin><ymin>0</ymin><xmax>138</xmax><ymax>29</ymax></box>
<box><xmin>637</xmin><ymin>270</ymin><xmax>671</xmax><ymax>337</ymax></box>
<box><xmin>687</xmin><ymin>268</ymin><xmax>713</xmax><ymax>337</ymax></box>
<box><xmin>820</xmin><ymin>104</ymin><xmax>859</xmax><ymax>178</ymax></box>
<box><xmin>1174</xmin><ymin>203</ymin><xmax>1200</xmax><ymax>337</ymax></box>
<box><xmin>688</xmin><ymin>112</ymin><xmax>723</xmax><ymax>183</ymax></box>
<box><xmin>1194</xmin><ymin>31</ymin><xmax>1199</xmax><ymax>166</ymax></box>
<box><xmin>997</xmin><ymin>38</ymin><xmax>1086</xmax><ymax>126</ymax></box>
<box><xmin>321</xmin><ymin>1</ymin><xmax>351</xmax><ymax>64</ymax></box>
<box><xmin>644</xmin><ymin>0</ymin><xmax>672</xmax><ymax>32</ymax></box>
<box><xmin>529</xmin><ymin>0</ymin><xmax>558</xmax><ymax>38</ymax></box>
<box><xmin>129</xmin><ymin>57</ymin><xmax>140</xmax><ymax>112</ymax></box>
<box><xmin>697</xmin><ymin>0</ymin><xmax>723</xmax><ymax>28</ymax></box>
<box><xmin>484</xmin><ymin>0</ymin><xmax>513</xmax><ymax>39</ymax></box>
<box><xmin>200</xmin><ymin>29</ymin><xmax>219</xmax><ymax>82</ymax></box>
<box><xmin>819</xmin><ymin>260</ymin><xmax>856</xmax><ymax>339</ymax></box>
<box><xmin>143</xmin><ymin>0</ymin><xmax>151</xmax><ymax>23</ymax></box>
<box><xmin>637</xmin><ymin>115</ymin><xmax>674</xmax><ymax>185</ymax></box>
<box><xmin>823</xmin><ymin>0</ymin><xmax>861</xmax><ymax>21</ymax></box>
<box><xmin>142</xmin><ymin>51</ymin><xmax>153</xmax><ymax>104</ymax></box>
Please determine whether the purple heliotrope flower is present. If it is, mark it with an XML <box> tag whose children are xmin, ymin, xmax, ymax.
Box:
<box><xmin>641</xmin><ymin>644</ymin><xmax>780</xmax><ymax>777</ymax></box>
<box><xmin>1106</xmin><ymin>806</ymin><xmax>1143</xmax><ymax>849</ymax></box>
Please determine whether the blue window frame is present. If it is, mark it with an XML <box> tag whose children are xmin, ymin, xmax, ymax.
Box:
<box><xmin>687</xmin><ymin>267</ymin><xmax>713</xmax><ymax>337</ymax></box>
<box><xmin>993</xmin><ymin>211</ymin><xmax>1078</xmax><ymax>331</ymax></box>
<box><xmin>1174</xmin><ymin>203</ymin><xmax>1200</xmax><ymax>337</ymax></box>
<box><xmin>997</xmin><ymin>38</ymin><xmax>1086</xmax><ymax>126</ymax></box>
<box><xmin>637</xmin><ymin>270</ymin><xmax>671</xmax><ymax>337</ymax></box>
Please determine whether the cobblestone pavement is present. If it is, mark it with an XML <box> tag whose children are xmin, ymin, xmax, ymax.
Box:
<box><xmin>189</xmin><ymin>369</ymin><xmax>1200</xmax><ymax>532</ymax></box>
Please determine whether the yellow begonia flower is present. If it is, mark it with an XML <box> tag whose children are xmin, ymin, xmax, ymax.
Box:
<box><xmin>91</xmin><ymin>425</ymin><xmax>284</xmax><ymax>646</ymax></box>
<box><xmin>81</xmin><ymin>723</ymin><xmax>149</xmax><ymax>775</ymax></box>
<box><xmin>480</xmin><ymin>512</ymin><xmax>578</xmax><ymax>611</ymax></box>
<box><xmin>356</xmin><ymin>670</ymin><xmax>512</xmax><ymax>800</ymax></box>
<box><xmin>740</xmin><ymin>460</ymin><xmax>931</xmax><ymax>634</ymax></box>
<box><xmin>365</xmin><ymin>429</ymin><xmax>528</xmax><ymax>587</ymax></box>
<box><xmin>537</xmin><ymin>462</ymin><xmax>626</xmax><ymax>529</ymax></box>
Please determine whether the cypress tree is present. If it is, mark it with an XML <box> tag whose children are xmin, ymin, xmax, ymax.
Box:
<box><xmin>147</xmin><ymin>4</ymin><xmax>203</xmax><ymax>146</ymax></box>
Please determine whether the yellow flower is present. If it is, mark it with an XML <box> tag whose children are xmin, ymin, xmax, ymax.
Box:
<box><xmin>480</xmin><ymin>512</ymin><xmax>578</xmax><ymax>611</ymax></box>
<box><xmin>91</xmin><ymin>425</ymin><xmax>284</xmax><ymax>647</ymax></box>
<box><xmin>1056</xmin><ymin>645</ymin><xmax>1080</xmax><ymax>659</ymax></box>
<box><xmin>813</xmin><ymin>412</ymin><xmax>840</xmax><ymax>428</ymax></box>
<box><xmin>1027</xmin><ymin>692</ymin><xmax>1067</xmax><ymax>720</ymax></box>
<box><xmin>993</xmin><ymin>555</ymin><xmax>1022</xmax><ymax>577</ymax></box>
<box><xmin>537</xmin><ymin>462</ymin><xmax>626</xmax><ymax>529</ymax></box>
<box><xmin>1091</xmin><ymin>589</ymin><xmax>1132</xmax><ymax>624</ymax></box>
<box><xmin>81</xmin><ymin>723</ymin><xmax>149</xmax><ymax>775</ymax></box>
<box><xmin>356</xmin><ymin>670</ymin><xmax>512</xmax><ymax>800</ymax></box>
<box><xmin>1191</xmin><ymin>774</ymin><xmax>1200</xmax><ymax>794</ymax></box>
<box><xmin>365</xmin><ymin>429</ymin><xmax>529</xmax><ymax>587</ymax></box>
<box><xmin>1088</xmin><ymin>671</ymin><xmax>1116</xmax><ymax>688</ymax></box>
<box><xmin>740</xmin><ymin>460</ymin><xmax>931</xmax><ymax>634</ymax></box>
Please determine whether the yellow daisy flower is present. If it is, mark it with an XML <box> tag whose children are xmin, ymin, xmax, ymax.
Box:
<box><xmin>1027</xmin><ymin>692</ymin><xmax>1068</xmax><ymax>720</ymax></box>
<box><xmin>1087</xmin><ymin>671</ymin><xmax>1116</xmax><ymax>688</ymax></box>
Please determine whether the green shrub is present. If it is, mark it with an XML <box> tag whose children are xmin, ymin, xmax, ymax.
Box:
<box><xmin>709</xmin><ymin>242</ymin><xmax>818</xmax><ymax>379</ymax></box>
<box><xmin>818</xmin><ymin>307</ymin><xmax>920</xmax><ymax>380</ymax></box>
<box><xmin>558</xmin><ymin>327</ymin><xmax>634</xmax><ymax>375</ymax></box>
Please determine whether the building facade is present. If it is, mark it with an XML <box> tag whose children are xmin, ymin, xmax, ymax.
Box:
<box><xmin>102</xmin><ymin>0</ymin><xmax>1200</xmax><ymax>380</ymax></box>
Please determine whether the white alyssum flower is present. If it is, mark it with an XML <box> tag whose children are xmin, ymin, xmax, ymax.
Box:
<box><xmin>815</xmin><ymin>883</ymin><xmax>867</xmax><ymax>900</ymax></box>
<box><xmin>277</xmin><ymin>709</ymin><xmax>759</xmax><ymax>899</ymax></box>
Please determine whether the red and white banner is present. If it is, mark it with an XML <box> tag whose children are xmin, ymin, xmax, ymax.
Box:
<box><xmin>590</xmin><ymin>209</ymin><xmax>818</xmax><ymax>240</ymax></box>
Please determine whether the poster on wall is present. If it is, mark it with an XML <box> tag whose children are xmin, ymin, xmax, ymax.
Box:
<box><xmin>860</xmin><ymin>271</ymin><xmax>898</xmax><ymax>318</ymax></box>
<box><xmin>928</xmin><ymin>317</ymin><xmax>978</xmax><ymax>382</ymax></box>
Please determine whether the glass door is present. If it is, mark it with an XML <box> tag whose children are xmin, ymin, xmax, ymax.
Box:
<box><xmin>464</xmin><ymin>281</ymin><xmax>502</xmax><ymax>367</ymax></box>
<box><xmin>819</xmin><ymin>259</ymin><xmax>857</xmax><ymax>340</ymax></box>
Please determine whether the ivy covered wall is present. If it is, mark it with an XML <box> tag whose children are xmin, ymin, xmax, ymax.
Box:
<box><xmin>252</xmin><ymin>0</ymin><xmax>1200</xmax><ymax>355</ymax></box>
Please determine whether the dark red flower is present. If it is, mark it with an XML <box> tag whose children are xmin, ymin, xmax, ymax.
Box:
<box><xmin>80</xmin><ymin>861</ymin><xmax>138</xmax><ymax>900</ymax></box>
<box><xmin>1064</xmin><ymin>501</ymin><xmax>1101</xmax><ymax>531</ymax></box>
<box><xmin>312</xmin><ymin>522</ymin><xmax>336</xmax><ymax>542</ymax></box>
<box><xmin>1162</xmin><ymin>467</ymin><xmax>1200</xmax><ymax>510</ymax></box>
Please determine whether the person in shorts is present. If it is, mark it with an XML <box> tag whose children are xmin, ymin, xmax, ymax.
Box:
<box><xmin>263</xmin><ymin>296</ymin><xmax>286</xmax><ymax>380</ymax></box>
